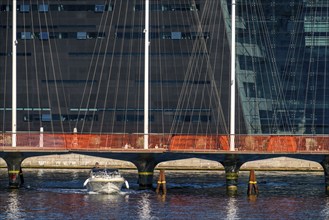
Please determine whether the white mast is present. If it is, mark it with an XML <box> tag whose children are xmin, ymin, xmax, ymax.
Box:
<box><xmin>230</xmin><ymin>0</ymin><xmax>236</xmax><ymax>151</ymax></box>
<box><xmin>144</xmin><ymin>0</ymin><xmax>149</xmax><ymax>149</ymax></box>
<box><xmin>12</xmin><ymin>0</ymin><xmax>17</xmax><ymax>147</ymax></box>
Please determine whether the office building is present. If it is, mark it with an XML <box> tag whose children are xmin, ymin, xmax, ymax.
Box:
<box><xmin>0</xmin><ymin>1</ymin><xmax>327</xmax><ymax>135</ymax></box>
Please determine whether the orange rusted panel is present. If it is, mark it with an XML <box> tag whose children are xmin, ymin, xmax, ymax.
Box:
<box><xmin>267</xmin><ymin>136</ymin><xmax>297</xmax><ymax>152</ymax></box>
<box><xmin>170</xmin><ymin>135</ymin><xmax>218</xmax><ymax>150</ymax></box>
<box><xmin>43</xmin><ymin>134</ymin><xmax>66</xmax><ymax>148</ymax></box>
<box><xmin>7</xmin><ymin>133</ymin><xmax>329</xmax><ymax>153</ymax></box>
<box><xmin>16</xmin><ymin>133</ymin><xmax>39</xmax><ymax>147</ymax></box>
<box><xmin>236</xmin><ymin>135</ymin><xmax>270</xmax><ymax>151</ymax></box>
<box><xmin>101</xmin><ymin>134</ymin><xmax>126</xmax><ymax>149</ymax></box>
<box><xmin>64</xmin><ymin>134</ymin><xmax>129</xmax><ymax>149</ymax></box>
<box><xmin>194</xmin><ymin>135</ymin><xmax>218</xmax><ymax>150</ymax></box>
<box><xmin>149</xmin><ymin>134</ymin><xmax>171</xmax><ymax>149</ymax></box>
<box><xmin>170</xmin><ymin>135</ymin><xmax>195</xmax><ymax>150</ymax></box>
<box><xmin>219</xmin><ymin>135</ymin><xmax>229</xmax><ymax>150</ymax></box>
<box><xmin>295</xmin><ymin>136</ymin><xmax>329</xmax><ymax>151</ymax></box>
<box><xmin>313</xmin><ymin>136</ymin><xmax>329</xmax><ymax>151</ymax></box>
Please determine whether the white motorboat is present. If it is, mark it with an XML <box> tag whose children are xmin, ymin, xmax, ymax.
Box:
<box><xmin>83</xmin><ymin>169</ymin><xmax>129</xmax><ymax>194</ymax></box>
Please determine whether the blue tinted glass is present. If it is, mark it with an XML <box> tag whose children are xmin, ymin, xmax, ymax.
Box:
<box><xmin>77</xmin><ymin>32</ymin><xmax>87</xmax><ymax>39</ymax></box>
<box><xmin>171</xmin><ymin>32</ymin><xmax>182</xmax><ymax>40</ymax></box>
<box><xmin>95</xmin><ymin>5</ymin><xmax>105</xmax><ymax>12</ymax></box>
<box><xmin>38</xmin><ymin>4</ymin><xmax>49</xmax><ymax>12</ymax></box>
<box><xmin>40</xmin><ymin>32</ymin><xmax>49</xmax><ymax>40</ymax></box>
<box><xmin>21</xmin><ymin>32</ymin><xmax>32</xmax><ymax>39</ymax></box>
<box><xmin>20</xmin><ymin>4</ymin><xmax>30</xmax><ymax>12</ymax></box>
<box><xmin>41</xmin><ymin>114</ymin><xmax>51</xmax><ymax>122</ymax></box>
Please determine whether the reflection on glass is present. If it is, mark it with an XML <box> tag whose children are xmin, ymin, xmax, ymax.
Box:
<box><xmin>226</xmin><ymin>197</ymin><xmax>238</xmax><ymax>220</ymax></box>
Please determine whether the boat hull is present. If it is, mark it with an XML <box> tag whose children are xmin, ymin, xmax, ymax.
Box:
<box><xmin>85</xmin><ymin>177</ymin><xmax>125</xmax><ymax>194</ymax></box>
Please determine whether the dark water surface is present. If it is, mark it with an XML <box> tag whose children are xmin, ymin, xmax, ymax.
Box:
<box><xmin>0</xmin><ymin>169</ymin><xmax>328</xmax><ymax>219</ymax></box>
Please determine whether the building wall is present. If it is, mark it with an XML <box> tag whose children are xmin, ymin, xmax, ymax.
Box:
<box><xmin>2</xmin><ymin>0</ymin><xmax>328</xmax><ymax>136</ymax></box>
<box><xmin>0</xmin><ymin>0</ymin><xmax>238</xmax><ymax>135</ymax></box>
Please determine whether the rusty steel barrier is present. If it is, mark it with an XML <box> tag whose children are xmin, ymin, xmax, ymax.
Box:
<box><xmin>1</xmin><ymin>133</ymin><xmax>329</xmax><ymax>152</ymax></box>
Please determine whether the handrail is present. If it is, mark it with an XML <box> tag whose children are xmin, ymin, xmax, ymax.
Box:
<box><xmin>1</xmin><ymin>133</ymin><xmax>329</xmax><ymax>152</ymax></box>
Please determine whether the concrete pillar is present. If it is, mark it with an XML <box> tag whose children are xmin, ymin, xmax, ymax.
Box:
<box><xmin>4</xmin><ymin>153</ymin><xmax>24</xmax><ymax>188</ymax></box>
<box><xmin>321</xmin><ymin>156</ymin><xmax>329</xmax><ymax>194</ymax></box>
<box><xmin>221</xmin><ymin>155</ymin><xmax>243</xmax><ymax>196</ymax></box>
<box><xmin>133</xmin><ymin>157</ymin><xmax>157</xmax><ymax>189</ymax></box>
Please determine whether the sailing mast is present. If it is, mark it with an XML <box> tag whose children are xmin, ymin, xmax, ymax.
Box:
<box><xmin>144</xmin><ymin>0</ymin><xmax>149</xmax><ymax>149</ymax></box>
<box><xmin>12</xmin><ymin>0</ymin><xmax>17</xmax><ymax>147</ymax></box>
<box><xmin>230</xmin><ymin>0</ymin><xmax>236</xmax><ymax>151</ymax></box>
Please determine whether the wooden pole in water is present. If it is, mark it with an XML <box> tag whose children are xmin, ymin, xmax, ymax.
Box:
<box><xmin>156</xmin><ymin>170</ymin><xmax>167</xmax><ymax>195</ymax></box>
<box><xmin>247</xmin><ymin>170</ymin><xmax>259</xmax><ymax>196</ymax></box>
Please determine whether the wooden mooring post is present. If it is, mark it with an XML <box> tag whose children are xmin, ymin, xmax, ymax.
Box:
<box><xmin>247</xmin><ymin>170</ymin><xmax>259</xmax><ymax>196</ymax></box>
<box><xmin>156</xmin><ymin>170</ymin><xmax>167</xmax><ymax>195</ymax></box>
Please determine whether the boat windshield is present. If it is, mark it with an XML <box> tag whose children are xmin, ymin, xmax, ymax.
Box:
<box><xmin>90</xmin><ymin>169</ymin><xmax>121</xmax><ymax>177</ymax></box>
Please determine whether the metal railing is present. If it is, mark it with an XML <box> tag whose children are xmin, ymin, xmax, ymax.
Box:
<box><xmin>1</xmin><ymin>133</ymin><xmax>329</xmax><ymax>153</ymax></box>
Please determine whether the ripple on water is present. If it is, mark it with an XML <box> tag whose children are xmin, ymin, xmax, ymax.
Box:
<box><xmin>0</xmin><ymin>169</ymin><xmax>327</xmax><ymax>219</ymax></box>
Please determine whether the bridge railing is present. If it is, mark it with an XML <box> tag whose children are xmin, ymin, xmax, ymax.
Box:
<box><xmin>0</xmin><ymin>133</ymin><xmax>171</xmax><ymax>150</ymax></box>
<box><xmin>170</xmin><ymin>135</ymin><xmax>329</xmax><ymax>152</ymax></box>
<box><xmin>1</xmin><ymin>133</ymin><xmax>329</xmax><ymax>152</ymax></box>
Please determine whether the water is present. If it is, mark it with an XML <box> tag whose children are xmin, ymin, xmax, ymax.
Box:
<box><xmin>0</xmin><ymin>169</ymin><xmax>328</xmax><ymax>219</ymax></box>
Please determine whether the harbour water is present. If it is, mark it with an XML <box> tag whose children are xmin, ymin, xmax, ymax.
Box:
<box><xmin>0</xmin><ymin>169</ymin><xmax>328</xmax><ymax>219</ymax></box>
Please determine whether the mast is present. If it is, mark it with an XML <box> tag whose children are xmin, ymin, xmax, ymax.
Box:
<box><xmin>144</xmin><ymin>0</ymin><xmax>149</xmax><ymax>149</ymax></box>
<box><xmin>12</xmin><ymin>0</ymin><xmax>17</xmax><ymax>147</ymax></box>
<box><xmin>230</xmin><ymin>0</ymin><xmax>236</xmax><ymax>151</ymax></box>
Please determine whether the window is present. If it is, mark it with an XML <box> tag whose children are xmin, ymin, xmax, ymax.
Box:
<box><xmin>77</xmin><ymin>32</ymin><xmax>87</xmax><ymax>40</ymax></box>
<box><xmin>42</xmin><ymin>114</ymin><xmax>51</xmax><ymax>122</ymax></box>
<box><xmin>38</xmin><ymin>4</ymin><xmax>49</xmax><ymax>12</ymax></box>
<box><xmin>305</xmin><ymin>36</ymin><xmax>329</xmax><ymax>46</ymax></box>
<box><xmin>21</xmin><ymin>32</ymin><xmax>32</xmax><ymax>40</ymax></box>
<box><xmin>20</xmin><ymin>4</ymin><xmax>30</xmax><ymax>12</ymax></box>
<box><xmin>171</xmin><ymin>32</ymin><xmax>182</xmax><ymax>40</ymax></box>
<box><xmin>243</xmin><ymin>82</ymin><xmax>256</xmax><ymax>97</ymax></box>
<box><xmin>134</xmin><ymin>4</ymin><xmax>200</xmax><ymax>11</ymax></box>
<box><xmin>116</xmin><ymin>114</ymin><xmax>154</xmax><ymax>122</ymax></box>
<box><xmin>95</xmin><ymin>4</ymin><xmax>105</xmax><ymax>12</ymax></box>
<box><xmin>24</xmin><ymin>114</ymin><xmax>97</xmax><ymax>122</ymax></box>
<box><xmin>39</xmin><ymin>32</ymin><xmax>49</xmax><ymax>40</ymax></box>
<box><xmin>174</xmin><ymin>115</ymin><xmax>210</xmax><ymax>122</ymax></box>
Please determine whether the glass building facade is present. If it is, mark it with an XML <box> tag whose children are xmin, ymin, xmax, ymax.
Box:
<box><xmin>234</xmin><ymin>0</ymin><xmax>329</xmax><ymax>134</ymax></box>
<box><xmin>0</xmin><ymin>0</ymin><xmax>328</xmax><ymax>136</ymax></box>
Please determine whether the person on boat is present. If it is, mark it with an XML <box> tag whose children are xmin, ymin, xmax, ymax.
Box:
<box><xmin>93</xmin><ymin>162</ymin><xmax>100</xmax><ymax>169</ymax></box>
<box><xmin>90</xmin><ymin>162</ymin><xmax>100</xmax><ymax>174</ymax></box>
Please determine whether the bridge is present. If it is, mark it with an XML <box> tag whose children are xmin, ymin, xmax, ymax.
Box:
<box><xmin>2</xmin><ymin>0</ymin><xmax>329</xmax><ymax>196</ymax></box>
<box><xmin>1</xmin><ymin>132</ymin><xmax>329</xmax><ymax>195</ymax></box>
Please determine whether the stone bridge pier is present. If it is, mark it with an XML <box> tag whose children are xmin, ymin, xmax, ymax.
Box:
<box><xmin>131</xmin><ymin>154</ymin><xmax>160</xmax><ymax>189</ymax></box>
<box><xmin>3</xmin><ymin>153</ymin><xmax>24</xmax><ymax>188</ymax></box>
<box><xmin>219</xmin><ymin>155</ymin><xmax>244</xmax><ymax>196</ymax></box>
